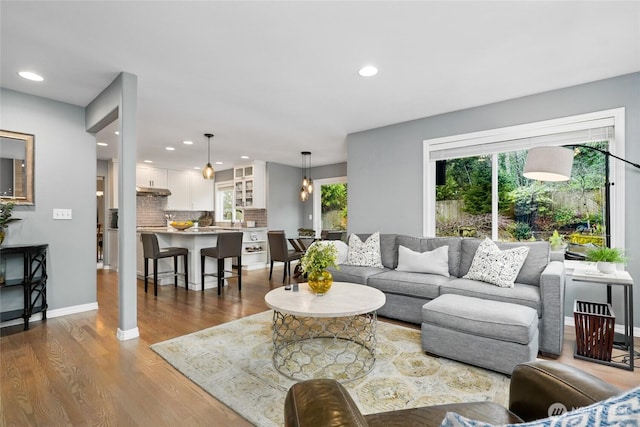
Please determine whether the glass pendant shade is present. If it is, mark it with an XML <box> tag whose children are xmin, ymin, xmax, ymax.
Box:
<box><xmin>203</xmin><ymin>133</ymin><xmax>215</xmax><ymax>180</ymax></box>
<box><xmin>202</xmin><ymin>163</ymin><xmax>215</xmax><ymax>179</ymax></box>
<box><xmin>299</xmin><ymin>151</ymin><xmax>312</xmax><ymax>201</ymax></box>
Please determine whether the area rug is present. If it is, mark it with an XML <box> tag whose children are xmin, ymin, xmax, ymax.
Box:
<box><xmin>151</xmin><ymin>311</ymin><xmax>510</xmax><ymax>427</ymax></box>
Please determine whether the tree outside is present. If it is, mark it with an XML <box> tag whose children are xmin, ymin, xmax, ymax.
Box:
<box><xmin>321</xmin><ymin>183</ymin><xmax>347</xmax><ymax>231</ymax></box>
<box><xmin>436</xmin><ymin>142</ymin><xmax>607</xmax><ymax>247</ymax></box>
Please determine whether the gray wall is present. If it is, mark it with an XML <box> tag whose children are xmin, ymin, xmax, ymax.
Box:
<box><xmin>266</xmin><ymin>162</ymin><xmax>303</xmax><ymax>236</ymax></box>
<box><xmin>1</xmin><ymin>88</ymin><xmax>97</xmax><ymax>313</ymax></box>
<box><xmin>347</xmin><ymin>72</ymin><xmax>640</xmax><ymax>328</ymax></box>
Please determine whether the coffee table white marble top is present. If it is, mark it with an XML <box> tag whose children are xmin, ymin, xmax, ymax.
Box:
<box><xmin>264</xmin><ymin>282</ymin><xmax>386</xmax><ymax>317</ymax></box>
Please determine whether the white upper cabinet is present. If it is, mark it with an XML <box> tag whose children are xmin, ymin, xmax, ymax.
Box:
<box><xmin>190</xmin><ymin>172</ymin><xmax>214</xmax><ymax>211</ymax></box>
<box><xmin>166</xmin><ymin>170</ymin><xmax>191</xmax><ymax>210</ymax></box>
<box><xmin>234</xmin><ymin>161</ymin><xmax>265</xmax><ymax>209</ymax></box>
<box><xmin>166</xmin><ymin>169</ymin><xmax>214</xmax><ymax>211</ymax></box>
<box><xmin>136</xmin><ymin>166</ymin><xmax>168</xmax><ymax>188</ymax></box>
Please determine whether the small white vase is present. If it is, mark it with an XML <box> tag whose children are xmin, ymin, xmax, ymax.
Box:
<box><xmin>596</xmin><ymin>261</ymin><xmax>616</xmax><ymax>274</ymax></box>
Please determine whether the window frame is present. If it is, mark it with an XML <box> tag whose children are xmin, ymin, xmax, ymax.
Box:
<box><xmin>215</xmin><ymin>180</ymin><xmax>236</xmax><ymax>222</ymax></box>
<box><xmin>423</xmin><ymin>108</ymin><xmax>626</xmax><ymax>249</ymax></box>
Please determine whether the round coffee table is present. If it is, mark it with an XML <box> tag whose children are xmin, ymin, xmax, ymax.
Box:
<box><xmin>264</xmin><ymin>281</ymin><xmax>386</xmax><ymax>382</ymax></box>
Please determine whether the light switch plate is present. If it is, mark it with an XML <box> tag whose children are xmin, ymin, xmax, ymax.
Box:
<box><xmin>53</xmin><ymin>208</ymin><xmax>72</xmax><ymax>220</ymax></box>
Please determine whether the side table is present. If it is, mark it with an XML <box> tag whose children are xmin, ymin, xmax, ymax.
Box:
<box><xmin>571</xmin><ymin>266</ymin><xmax>635</xmax><ymax>371</ymax></box>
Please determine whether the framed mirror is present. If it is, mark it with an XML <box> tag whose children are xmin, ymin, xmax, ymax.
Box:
<box><xmin>0</xmin><ymin>130</ymin><xmax>34</xmax><ymax>205</ymax></box>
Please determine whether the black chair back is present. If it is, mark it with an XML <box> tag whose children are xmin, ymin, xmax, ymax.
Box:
<box><xmin>141</xmin><ymin>233</ymin><xmax>160</xmax><ymax>259</ymax></box>
<box><xmin>267</xmin><ymin>231</ymin><xmax>288</xmax><ymax>262</ymax></box>
<box><xmin>217</xmin><ymin>232</ymin><xmax>243</xmax><ymax>258</ymax></box>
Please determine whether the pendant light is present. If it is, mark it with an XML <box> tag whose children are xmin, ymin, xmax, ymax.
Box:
<box><xmin>202</xmin><ymin>133</ymin><xmax>215</xmax><ymax>179</ymax></box>
<box><xmin>300</xmin><ymin>151</ymin><xmax>313</xmax><ymax>201</ymax></box>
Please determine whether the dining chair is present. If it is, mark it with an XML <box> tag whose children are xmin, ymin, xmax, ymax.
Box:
<box><xmin>267</xmin><ymin>230</ymin><xmax>304</xmax><ymax>283</ymax></box>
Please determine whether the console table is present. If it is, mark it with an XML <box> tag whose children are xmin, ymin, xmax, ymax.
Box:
<box><xmin>0</xmin><ymin>244</ymin><xmax>48</xmax><ymax>330</ymax></box>
<box><xmin>571</xmin><ymin>266</ymin><xmax>635</xmax><ymax>371</ymax></box>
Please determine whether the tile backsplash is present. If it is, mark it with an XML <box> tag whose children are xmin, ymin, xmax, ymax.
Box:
<box><xmin>137</xmin><ymin>195</ymin><xmax>168</xmax><ymax>226</ymax></box>
<box><xmin>135</xmin><ymin>195</ymin><xmax>266</xmax><ymax>227</ymax></box>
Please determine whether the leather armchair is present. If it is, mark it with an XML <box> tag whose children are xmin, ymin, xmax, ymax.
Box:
<box><xmin>284</xmin><ymin>360</ymin><xmax>621</xmax><ymax>427</ymax></box>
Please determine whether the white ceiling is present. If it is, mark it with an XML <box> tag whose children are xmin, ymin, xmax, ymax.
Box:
<box><xmin>2</xmin><ymin>1</ymin><xmax>639</xmax><ymax>171</ymax></box>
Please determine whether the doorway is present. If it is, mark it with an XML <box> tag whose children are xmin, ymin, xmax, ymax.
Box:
<box><xmin>312</xmin><ymin>176</ymin><xmax>347</xmax><ymax>237</ymax></box>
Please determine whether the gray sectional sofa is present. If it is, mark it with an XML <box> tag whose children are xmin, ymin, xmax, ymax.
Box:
<box><xmin>327</xmin><ymin>234</ymin><xmax>566</xmax><ymax>357</ymax></box>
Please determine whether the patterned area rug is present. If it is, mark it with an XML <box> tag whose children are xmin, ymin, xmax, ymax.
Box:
<box><xmin>150</xmin><ymin>311</ymin><xmax>510</xmax><ymax>427</ymax></box>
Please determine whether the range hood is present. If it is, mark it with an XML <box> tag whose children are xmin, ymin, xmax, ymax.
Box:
<box><xmin>136</xmin><ymin>186</ymin><xmax>172</xmax><ymax>196</ymax></box>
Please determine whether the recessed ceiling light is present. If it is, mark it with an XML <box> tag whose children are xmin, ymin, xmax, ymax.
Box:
<box><xmin>18</xmin><ymin>71</ymin><xmax>44</xmax><ymax>82</ymax></box>
<box><xmin>358</xmin><ymin>65</ymin><xmax>378</xmax><ymax>77</ymax></box>
<box><xmin>193</xmin><ymin>166</ymin><xmax>201</xmax><ymax>170</ymax></box>
<box><xmin>114</xmin><ymin>131</ymin><xmax>120</xmax><ymax>135</ymax></box>
<box><xmin>144</xmin><ymin>160</ymin><xmax>153</xmax><ymax>163</ymax></box>
<box><xmin>165</xmin><ymin>147</ymin><xmax>175</xmax><ymax>151</ymax></box>
<box><xmin>183</xmin><ymin>140</ymin><xmax>193</xmax><ymax>145</ymax></box>
<box><xmin>97</xmin><ymin>142</ymin><xmax>108</xmax><ymax>146</ymax></box>
<box><xmin>241</xmin><ymin>155</ymin><xmax>250</xmax><ymax>159</ymax></box>
<box><xmin>215</xmin><ymin>161</ymin><xmax>223</xmax><ymax>165</ymax></box>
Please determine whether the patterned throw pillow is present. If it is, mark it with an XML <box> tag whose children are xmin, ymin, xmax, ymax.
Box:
<box><xmin>462</xmin><ymin>238</ymin><xmax>529</xmax><ymax>288</ymax></box>
<box><xmin>345</xmin><ymin>232</ymin><xmax>384</xmax><ymax>268</ymax></box>
<box><xmin>439</xmin><ymin>385</ymin><xmax>640</xmax><ymax>427</ymax></box>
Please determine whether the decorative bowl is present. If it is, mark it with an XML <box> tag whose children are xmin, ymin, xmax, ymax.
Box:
<box><xmin>170</xmin><ymin>221</ymin><xmax>193</xmax><ymax>231</ymax></box>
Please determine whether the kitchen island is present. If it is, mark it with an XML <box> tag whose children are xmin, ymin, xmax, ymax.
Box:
<box><xmin>136</xmin><ymin>226</ymin><xmax>267</xmax><ymax>291</ymax></box>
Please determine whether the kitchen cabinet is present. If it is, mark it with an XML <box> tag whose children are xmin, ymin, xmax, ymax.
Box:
<box><xmin>166</xmin><ymin>169</ymin><xmax>214</xmax><ymax>211</ymax></box>
<box><xmin>166</xmin><ymin>170</ymin><xmax>191</xmax><ymax>210</ymax></box>
<box><xmin>136</xmin><ymin>166</ymin><xmax>168</xmax><ymax>188</ymax></box>
<box><xmin>241</xmin><ymin>229</ymin><xmax>267</xmax><ymax>270</ymax></box>
<box><xmin>190</xmin><ymin>173</ymin><xmax>214</xmax><ymax>210</ymax></box>
<box><xmin>233</xmin><ymin>161</ymin><xmax>265</xmax><ymax>209</ymax></box>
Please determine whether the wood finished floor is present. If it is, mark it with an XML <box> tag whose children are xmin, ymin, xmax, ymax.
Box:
<box><xmin>1</xmin><ymin>267</ymin><xmax>639</xmax><ymax>426</ymax></box>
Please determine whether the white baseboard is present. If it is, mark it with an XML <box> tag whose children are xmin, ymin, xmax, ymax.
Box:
<box><xmin>565</xmin><ymin>316</ymin><xmax>640</xmax><ymax>338</ymax></box>
<box><xmin>116</xmin><ymin>327</ymin><xmax>140</xmax><ymax>341</ymax></box>
<box><xmin>1</xmin><ymin>302</ymin><xmax>98</xmax><ymax>329</ymax></box>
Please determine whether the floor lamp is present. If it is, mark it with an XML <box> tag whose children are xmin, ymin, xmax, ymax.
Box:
<box><xmin>524</xmin><ymin>145</ymin><xmax>640</xmax><ymax>248</ymax></box>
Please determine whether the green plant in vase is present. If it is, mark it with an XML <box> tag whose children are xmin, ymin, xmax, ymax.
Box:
<box><xmin>300</xmin><ymin>242</ymin><xmax>338</xmax><ymax>295</ymax></box>
<box><xmin>0</xmin><ymin>200</ymin><xmax>22</xmax><ymax>246</ymax></box>
<box><xmin>585</xmin><ymin>246</ymin><xmax>627</xmax><ymax>274</ymax></box>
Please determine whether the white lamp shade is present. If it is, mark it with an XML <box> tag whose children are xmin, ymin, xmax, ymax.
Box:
<box><xmin>523</xmin><ymin>146</ymin><xmax>574</xmax><ymax>181</ymax></box>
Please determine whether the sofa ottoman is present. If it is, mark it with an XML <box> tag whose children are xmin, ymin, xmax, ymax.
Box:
<box><xmin>421</xmin><ymin>294</ymin><xmax>539</xmax><ymax>374</ymax></box>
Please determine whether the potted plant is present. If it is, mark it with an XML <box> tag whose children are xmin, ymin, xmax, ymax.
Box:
<box><xmin>585</xmin><ymin>246</ymin><xmax>627</xmax><ymax>274</ymax></box>
<box><xmin>0</xmin><ymin>200</ymin><xmax>21</xmax><ymax>246</ymax></box>
<box><xmin>297</xmin><ymin>227</ymin><xmax>315</xmax><ymax>237</ymax></box>
<box><xmin>548</xmin><ymin>230</ymin><xmax>565</xmax><ymax>251</ymax></box>
<box><xmin>300</xmin><ymin>242</ymin><xmax>338</xmax><ymax>295</ymax></box>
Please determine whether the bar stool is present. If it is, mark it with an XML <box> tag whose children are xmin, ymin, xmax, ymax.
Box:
<box><xmin>141</xmin><ymin>233</ymin><xmax>189</xmax><ymax>296</ymax></box>
<box><xmin>200</xmin><ymin>232</ymin><xmax>243</xmax><ymax>295</ymax></box>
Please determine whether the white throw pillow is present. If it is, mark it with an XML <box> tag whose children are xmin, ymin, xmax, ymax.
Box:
<box><xmin>345</xmin><ymin>232</ymin><xmax>384</xmax><ymax>268</ymax></box>
<box><xmin>396</xmin><ymin>245</ymin><xmax>450</xmax><ymax>277</ymax></box>
<box><xmin>463</xmin><ymin>238</ymin><xmax>529</xmax><ymax>288</ymax></box>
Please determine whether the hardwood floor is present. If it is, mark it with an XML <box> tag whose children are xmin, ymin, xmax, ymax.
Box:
<box><xmin>2</xmin><ymin>267</ymin><xmax>638</xmax><ymax>426</ymax></box>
